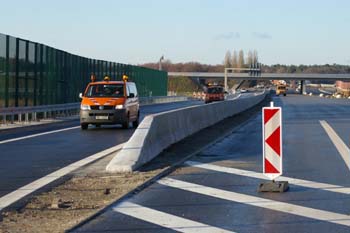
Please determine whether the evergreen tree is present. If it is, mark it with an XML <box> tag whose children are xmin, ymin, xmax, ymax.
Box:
<box><xmin>224</xmin><ymin>50</ymin><xmax>232</xmax><ymax>68</ymax></box>
<box><xmin>238</xmin><ymin>50</ymin><xmax>245</xmax><ymax>69</ymax></box>
<box><xmin>247</xmin><ymin>50</ymin><xmax>253</xmax><ymax>66</ymax></box>
<box><xmin>231</xmin><ymin>50</ymin><xmax>238</xmax><ymax>68</ymax></box>
<box><xmin>253</xmin><ymin>50</ymin><xmax>258</xmax><ymax>64</ymax></box>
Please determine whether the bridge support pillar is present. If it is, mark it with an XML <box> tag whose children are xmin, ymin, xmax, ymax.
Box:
<box><xmin>300</xmin><ymin>80</ymin><xmax>305</xmax><ymax>95</ymax></box>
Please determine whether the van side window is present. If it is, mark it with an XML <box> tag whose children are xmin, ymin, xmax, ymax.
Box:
<box><xmin>126</xmin><ymin>84</ymin><xmax>130</xmax><ymax>97</ymax></box>
<box><xmin>128</xmin><ymin>83</ymin><xmax>138</xmax><ymax>97</ymax></box>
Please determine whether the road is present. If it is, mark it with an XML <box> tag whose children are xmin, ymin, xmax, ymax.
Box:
<box><xmin>0</xmin><ymin>101</ymin><xmax>203</xmax><ymax>198</ymax></box>
<box><xmin>75</xmin><ymin>94</ymin><xmax>350</xmax><ymax>233</ymax></box>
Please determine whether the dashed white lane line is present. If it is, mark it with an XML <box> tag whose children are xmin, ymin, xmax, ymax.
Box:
<box><xmin>320</xmin><ymin>120</ymin><xmax>350</xmax><ymax>170</ymax></box>
<box><xmin>185</xmin><ymin>161</ymin><xmax>350</xmax><ymax>194</ymax></box>
<box><xmin>0</xmin><ymin>126</ymin><xmax>81</xmax><ymax>144</ymax></box>
<box><xmin>113</xmin><ymin>201</ymin><xmax>234</xmax><ymax>233</ymax></box>
<box><xmin>158</xmin><ymin>178</ymin><xmax>350</xmax><ymax>227</ymax></box>
<box><xmin>0</xmin><ymin>143</ymin><xmax>124</xmax><ymax>211</ymax></box>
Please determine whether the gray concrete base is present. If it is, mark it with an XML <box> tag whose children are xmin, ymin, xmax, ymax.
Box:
<box><xmin>258</xmin><ymin>181</ymin><xmax>289</xmax><ymax>193</ymax></box>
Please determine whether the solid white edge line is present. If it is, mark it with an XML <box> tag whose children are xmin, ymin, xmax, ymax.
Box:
<box><xmin>0</xmin><ymin>126</ymin><xmax>81</xmax><ymax>144</ymax></box>
<box><xmin>0</xmin><ymin>143</ymin><xmax>124</xmax><ymax>211</ymax></box>
<box><xmin>185</xmin><ymin>161</ymin><xmax>350</xmax><ymax>194</ymax></box>
<box><xmin>114</xmin><ymin>201</ymin><xmax>234</xmax><ymax>233</ymax></box>
<box><xmin>320</xmin><ymin>120</ymin><xmax>350</xmax><ymax>170</ymax></box>
<box><xmin>158</xmin><ymin>178</ymin><xmax>350</xmax><ymax>227</ymax></box>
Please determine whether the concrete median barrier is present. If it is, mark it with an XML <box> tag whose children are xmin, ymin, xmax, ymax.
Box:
<box><xmin>106</xmin><ymin>92</ymin><xmax>267</xmax><ymax>173</ymax></box>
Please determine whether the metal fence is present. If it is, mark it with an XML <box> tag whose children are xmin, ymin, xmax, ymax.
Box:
<box><xmin>0</xmin><ymin>33</ymin><xmax>168</xmax><ymax>108</ymax></box>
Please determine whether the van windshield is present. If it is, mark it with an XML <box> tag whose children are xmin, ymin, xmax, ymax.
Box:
<box><xmin>85</xmin><ymin>84</ymin><xmax>124</xmax><ymax>97</ymax></box>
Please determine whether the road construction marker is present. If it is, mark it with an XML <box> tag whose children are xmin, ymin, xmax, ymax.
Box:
<box><xmin>262</xmin><ymin>102</ymin><xmax>283</xmax><ymax>179</ymax></box>
<box><xmin>260</xmin><ymin>102</ymin><xmax>288</xmax><ymax>192</ymax></box>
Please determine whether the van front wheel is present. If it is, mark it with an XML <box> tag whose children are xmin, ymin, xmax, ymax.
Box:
<box><xmin>81</xmin><ymin>123</ymin><xmax>88</xmax><ymax>130</ymax></box>
<box><xmin>133</xmin><ymin>113</ymin><xmax>140</xmax><ymax>128</ymax></box>
<box><xmin>122</xmin><ymin>114</ymin><xmax>130</xmax><ymax>129</ymax></box>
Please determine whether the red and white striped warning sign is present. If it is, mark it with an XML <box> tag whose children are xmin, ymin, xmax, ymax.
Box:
<box><xmin>262</xmin><ymin>103</ymin><xmax>282</xmax><ymax>180</ymax></box>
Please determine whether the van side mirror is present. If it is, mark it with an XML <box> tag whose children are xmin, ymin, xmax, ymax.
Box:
<box><xmin>128</xmin><ymin>93</ymin><xmax>135</xmax><ymax>98</ymax></box>
<box><xmin>79</xmin><ymin>93</ymin><xmax>83</xmax><ymax>99</ymax></box>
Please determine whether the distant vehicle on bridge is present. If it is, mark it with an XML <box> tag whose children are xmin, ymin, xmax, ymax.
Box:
<box><xmin>204</xmin><ymin>84</ymin><xmax>225</xmax><ymax>104</ymax></box>
<box><xmin>79</xmin><ymin>75</ymin><xmax>140</xmax><ymax>130</ymax></box>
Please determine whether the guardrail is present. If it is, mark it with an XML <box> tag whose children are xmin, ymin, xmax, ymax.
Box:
<box><xmin>0</xmin><ymin>96</ymin><xmax>188</xmax><ymax>126</ymax></box>
<box><xmin>0</xmin><ymin>103</ymin><xmax>80</xmax><ymax>125</ymax></box>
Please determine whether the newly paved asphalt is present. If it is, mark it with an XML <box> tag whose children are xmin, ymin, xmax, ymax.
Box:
<box><xmin>75</xmin><ymin>94</ymin><xmax>350</xmax><ymax>233</ymax></box>
<box><xmin>0</xmin><ymin>101</ymin><xmax>203</xmax><ymax>198</ymax></box>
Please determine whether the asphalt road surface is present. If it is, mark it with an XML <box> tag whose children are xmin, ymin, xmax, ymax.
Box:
<box><xmin>75</xmin><ymin>94</ymin><xmax>350</xmax><ymax>233</ymax></box>
<box><xmin>0</xmin><ymin>101</ymin><xmax>202</xmax><ymax>198</ymax></box>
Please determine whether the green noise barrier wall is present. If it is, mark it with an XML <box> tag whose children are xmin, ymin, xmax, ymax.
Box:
<box><xmin>0</xmin><ymin>33</ymin><xmax>168</xmax><ymax>107</ymax></box>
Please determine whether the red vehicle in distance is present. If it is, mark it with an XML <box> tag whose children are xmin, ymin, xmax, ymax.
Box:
<box><xmin>204</xmin><ymin>84</ymin><xmax>225</xmax><ymax>104</ymax></box>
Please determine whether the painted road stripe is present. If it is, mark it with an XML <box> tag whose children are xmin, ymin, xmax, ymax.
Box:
<box><xmin>320</xmin><ymin>120</ymin><xmax>350</xmax><ymax>170</ymax></box>
<box><xmin>0</xmin><ymin>126</ymin><xmax>80</xmax><ymax>144</ymax></box>
<box><xmin>158</xmin><ymin>178</ymin><xmax>350</xmax><ymax>227</ymax></box>
<box><xmin>185</xmin><ymin>161</ymin><xmax>350</xmax><ymax>194</ymax></box>
<box><xmin>0</xmin><ymin>143</ymin><xmax>124</xmax><ymax>211</ymax></box>
<box><xmin>114</xmin><ymin>201</ymin><xmax>234</xmax><ymax>233</ymax></box>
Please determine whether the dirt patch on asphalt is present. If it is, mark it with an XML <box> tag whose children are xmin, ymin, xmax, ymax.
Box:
<box><xmin>0</xmin><ymin>97</ymin><xmax>270</xmax><ymax>233</ymax></box>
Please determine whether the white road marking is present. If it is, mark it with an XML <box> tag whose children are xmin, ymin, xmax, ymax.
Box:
<box><xmin>0</xmin><ymin>143</ymin><xmax>124</xmax><ymax>211</ymax></box>
<box><xmin>114</xmin><ymin>201</ymin><xmax>234</xmax><ymax>233</ymax></box>
<box><xmin>158</xmin><ymin>178</ymin><xmax>350</xmax><ymax>227</ymax></box>
<box><xmin>0</xmin><ymin>126</ymin><xmax>81</xmax><ymax>144</ymax></box>
<box><xmin>320</xmin><ymin>120</ymin><xmax>350</xmax><ymax>170</ymax></box>
<box><xmin>185</xmin><ymin>161</ymin><xmax>350</xmax><ymax>194</ymax></box>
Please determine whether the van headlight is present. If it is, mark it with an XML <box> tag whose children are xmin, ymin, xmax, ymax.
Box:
<box><xmin>115</xmin><ymin>104</ymin><xmax>124</xmax><ymax>109</ymax></box>
<box><xmin>80</xmin><ymin>104</ymin><xmax>91</xmax><ymax>110</ymax></box>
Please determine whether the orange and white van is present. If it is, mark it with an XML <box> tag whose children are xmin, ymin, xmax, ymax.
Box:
<box><xmin>79</xmin><ymin>75</ymin><xmax>139</xmax><ymax>130</ymax></box>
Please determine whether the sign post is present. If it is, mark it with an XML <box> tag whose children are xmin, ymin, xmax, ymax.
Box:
<box><xmin>258</xmin><ymin>102</ymin><xmax>289</xmax><ymax>192</ymax></box>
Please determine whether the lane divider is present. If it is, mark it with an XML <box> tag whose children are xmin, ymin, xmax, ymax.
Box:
<box><xmin>320</xmin><ymin>120</ymin><xmax>350</xmax><ymax>170</ymax></box>
<box><xmin>113</xmin><ymin>201</ymin><xmax>234</xmax><ymax>233</ymax></box>
<box><xmin>158</xmin><ymin>178</ymin><xmax>350</xmax><ymax>227</ymax></box>
<box><xmin>185</xmin><ymin>161</ymin><xmax>350</xmax><ymax>194</ymax></box>
<box><xmin>0</xmin><ymin>143</ymin><xmax>124</xmax><ymax>211</ymax></box>
<box><xmin>0</xmin><ymin>126</ymin><xmax>81</xmax><ymax>145</ymax></box>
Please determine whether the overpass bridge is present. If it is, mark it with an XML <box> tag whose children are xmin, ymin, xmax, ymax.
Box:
<box><xmin>168</xmin><ymin>72</ymin><xmax>350</xmax><ymax>80</ymax></box>
<box><xmin>168</xmin><ymin>71</ymin><xmax>350</xmax><ymax>93</ymax></box>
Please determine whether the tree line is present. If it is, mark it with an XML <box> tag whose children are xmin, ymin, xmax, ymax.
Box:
<box><xmin>223</xmin><ymin>49</ymin><xmax>259</xmax><ymax>68</ymax></box>
<box><xmin>141</xmin><ymin>50</ymin><xmax>350</xmax><ymax>74</ymax></box>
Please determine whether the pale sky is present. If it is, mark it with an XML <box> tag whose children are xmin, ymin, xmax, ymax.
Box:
<box><xmin>1</xmin><ymin>0</ymin><xmax>350</xmax><ymax>66</ymax></box>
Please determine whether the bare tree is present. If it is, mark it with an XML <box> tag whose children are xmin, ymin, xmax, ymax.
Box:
<box><xmin>224</xmin><ymin>50</ymin><xmax>232</xmax><ymax>68</ymax></box>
